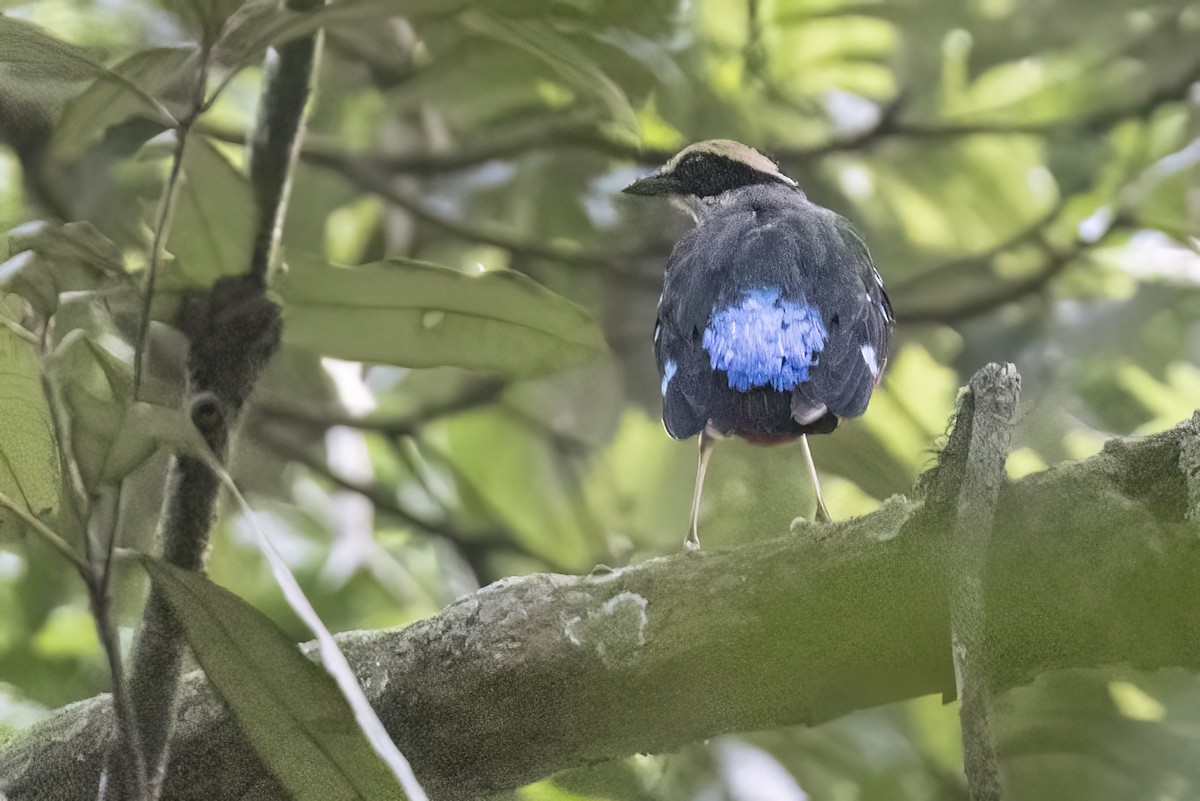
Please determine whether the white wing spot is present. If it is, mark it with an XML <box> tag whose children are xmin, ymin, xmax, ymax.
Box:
<box><xmin>661</xmin><ymin>359</ymin><xmax>678</xmax><ymax>396</ymax></box>
<box><xmin>861</xmin><ymin>344</ymin><xmax>879</xmax><ymax>378</ymax></box>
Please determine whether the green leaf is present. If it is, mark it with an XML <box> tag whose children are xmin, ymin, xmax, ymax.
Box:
<box><xmin>50</xmin><ymin>330</ymin><xmax>132</xmax><ymax>490</ymax></box>
<box><xmin>1</xmin><ymin>221</ymin><xmax>125</xmax><ymax>316</ymax></box>
<box><xmin>215</xmin><ymin>0</ymin><xmax>465</xmax><ymax>72</ymax></box>
<box><xmin>101</xmin><ymin>402</ymin><xmax>195</xmax><ymax>484</ymax></box>
<box><xmin>0</xmin><ymin>300</ymin><xmax>61</xmax><ymax>538</ymax></box>
<box><xmin>0</xmin><ymin>16</ymin><xmax>178</xmax><ymax>136</ymax></box>
<box><xmin>0</xmin><ymin>16</ymin><xmax>111</xmax><ymax>84</ymax></box>
<box><xmin>167</xmin><ymin>137</ymin><xmax>259</xmax><ymax>285</ymax></box>
<box><xmin>280</xmin><ymin>255</ymin><xmax>608</xmax><ymax>375</ymax></box>
<box><xmin>460</xmin><ymin>9</ymin><xmax>638</xmax><ymax>134</ymax></box>
<box><xmin>51</xmin><ymin>46</ymin><xmax>192</xmax><ymax>160</ymax></box>
<box><xmin>139</xmin><ymin>557</ymin><xmax>403</xmax><ymax>801</ymax></box>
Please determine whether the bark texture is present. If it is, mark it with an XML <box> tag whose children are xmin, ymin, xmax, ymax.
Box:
<box><xmin>3</xmin><ymin>388</ymin><xmax>1199</xmax><ymax>800</ymax></box>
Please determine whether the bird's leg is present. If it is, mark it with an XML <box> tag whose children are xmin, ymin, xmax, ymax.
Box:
<box><xmin>800</xmin><ymin>434</ymin><xmax>831</xmax><ymax>523</ymax></box>
<box><xmin>685</xmin><ymin>429</ymin><xmax>716</xmax><ymax>550</ymax></box>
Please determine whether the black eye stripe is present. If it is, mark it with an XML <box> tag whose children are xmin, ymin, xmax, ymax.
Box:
<box><xmin>669</xmin><ymin>153</ymin><xmax>791</xmax><ymax>197</ymax></box>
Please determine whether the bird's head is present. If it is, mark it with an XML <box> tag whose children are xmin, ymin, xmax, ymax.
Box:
<box><xmin>622</xmin><ymin>139</ymin><xmax>798</xmax><ymax>200</ymax></box>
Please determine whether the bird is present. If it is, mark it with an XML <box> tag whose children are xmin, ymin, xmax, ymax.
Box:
<box><xmin>623</xmin><ymin>139</ymin><xmax>893</xmax><ymax>549</ymax></box>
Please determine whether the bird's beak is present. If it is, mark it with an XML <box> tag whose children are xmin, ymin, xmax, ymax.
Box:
<box><xmin>622</xmin><ymin>171</ymin><xmax>684</xmax><ymax>196</ymax></box>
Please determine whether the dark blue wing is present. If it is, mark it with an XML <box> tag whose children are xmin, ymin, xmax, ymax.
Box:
<box><xmin>654</xmin><ymin>188</ymin><xmax>892</xmax><ymax>439</ymax></box>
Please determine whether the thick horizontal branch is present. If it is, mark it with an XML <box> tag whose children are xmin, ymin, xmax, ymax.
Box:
<box><xmin>3</xmin><ymin>413</ymin><xmax>1199</xmax><ymax>800</ymax></box>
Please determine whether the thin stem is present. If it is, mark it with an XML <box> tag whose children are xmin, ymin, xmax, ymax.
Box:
<box><xmin>315</xmin><ymin>156</ymin><xmax>658</xmax><ymax>280</ymax></box>
<box><xmin>132</xmin><ymin>121</ymin><xmax>192</xmax><ymax>400</ymax></box>
<box><xmin>87</xmin><ymin>490</ymin><xmax>149</xmax><ymax>801</ymax></box>
<box><xmin>0</xmin><ymin>491</ymin><xmax>87</xmax><ymax>576</ymax></box>
<box><xmin>119</xmin><ymin>38</ymin><xmax>213</xmax><ymax>801</ymax></box>
<box><xmin>252</xmin><ymin>378</ymin><xmax>504</xmax><ymax>435</ymax></box>
<box><xmin>0</xmin><ymin>317</ymin><xmax>41</xmax><ymax>346</ymax></box>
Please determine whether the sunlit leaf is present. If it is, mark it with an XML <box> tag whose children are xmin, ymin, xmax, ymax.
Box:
<box><xmin>140</xmin><ymin>556</ymin><xmax>403</xmax><ymax>801</ymax></box>
<box><xmin>0</xmin><ymin>300</ymin><xmax>60</xmax><ymax>538</ymax></box>
<box><xmin>280</xmin><ymin>255</ymin><xmax>608</xmax><ymax>376</ymax></box>
<box><xmin>167</xmin><ymin>136</ymin><xmax>258</xmax><ymax>285</ymax></box>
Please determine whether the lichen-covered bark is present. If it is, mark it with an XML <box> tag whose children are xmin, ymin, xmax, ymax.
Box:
<box><xmin>946</xmin><ymin>364</ymin><xmax>1021</xmax><ymax>801</ymax></box>
<box><xmin>3</xmin><ymin>408</ymin><xmax>1199</xmax><ymax>800</ymax></box>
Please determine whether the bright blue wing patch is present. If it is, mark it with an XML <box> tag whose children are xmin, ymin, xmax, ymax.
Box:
<box><xmin>702</xmin><ymin>288</ymin><xmax>826</xmax><ymax>391</ymax></box>
<box><xmin>661</xmin><ymin>359</ymin><xmax>677</xmax><ymax>396</ymax></box>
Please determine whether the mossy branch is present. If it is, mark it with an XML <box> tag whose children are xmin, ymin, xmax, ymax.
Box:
<box><xmin>5</xmin><ymin>369</ymin><xmax>1199</xmax><ymax>800</ymax></box>
<box><xmin>118</xmin><ymin>4</ymin><xmax>321</xmax><ymax>794</ymax></box>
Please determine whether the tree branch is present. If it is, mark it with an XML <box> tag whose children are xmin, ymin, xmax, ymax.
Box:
<box><xmin>6</xmin><ymin>383</ymin><xmax>1199</xmax><ymax>800</ymax></box>
<box><xmin>943</xmin><ymin>364</ymin><xmax>1021</xmax><ymax>801</ymax></box>
<box><xmin>120</xmin><ymin>1</ymin><xmax>319</xmax><ymax>792</ymax></box>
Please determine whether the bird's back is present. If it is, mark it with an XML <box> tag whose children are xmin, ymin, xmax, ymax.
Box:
<box><xmin>655</xmin><ymin>183</ymin><xmax>892</xmax><ymax>442</ymax></box>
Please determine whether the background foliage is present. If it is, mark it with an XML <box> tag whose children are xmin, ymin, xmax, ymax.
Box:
<box><xmin>0</xmin><ymin>0</ymin><xmax>1198</xmax><ymax>798</ymax></box>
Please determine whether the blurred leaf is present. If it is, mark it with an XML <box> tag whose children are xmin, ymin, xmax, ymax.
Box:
<box><xmin>102</xmin><ymin>402</ymin><xmax>194</xmax><ymax>483</ymax></box>
<box><xmin>0</xmin><ymin>15</ymin><xmax>176</xmax><ymax>131</ymax></box>
<box><xmin>460</xmin><ymin>8</ymin><xmax>639</xmax><ymax>134</ymax></box>
<box><xmin>31</xmin><ymin>604</ymin><xmax>99</xmax><ymax>659</ymax></box>
<box><xmin>1000</xmin><ymin>668</ymin><xmax>1200</xmax><ymax>801</ymax></box>
<box><xmin>215</xmin><ymin>0</ymin><xmax>464</xmax><ymax>70</ymax></box>
<box><xmin>140</xmin><ymin>556</ymin><xmax>403</xmax><ymax>801</ymax></box>
<box><xmin>0</xmin><ymin>301</ymin><xmax>61</xmax><ymax>538</ymax></box>
<box><xmin>582</xmin><ymin>407</ymin><xmax>691</xmax><ymax>547</ymax></box>
<box><xmin>200</xmin><ymin>0</ymin><xmax>253</xmax><ymax>38</ymax></box>
<box><xmin>435</xmin><ymin>406</ymin><xmax>599</xmax><ymax>568</ymax></box>
<box><xmin>167</xmin><ymin>136</ymin><xmax>258</xmax><ymax>285</ymax></box>
<box><xmin>0</xmin><ymin>16</ymin><xmax>115</xmax><ymax>84</ymax></box>
<box><xmin>50</xmin><ymin>330</ymin><xmax>131</xmax><ymax>490</ymax></box>
<box><xmin>51</xmin><ymin>46</ymin><xmax>195</xmax><ymax>160</ymax></box>
<box><xmin>715</xmin><ymin>739</ymin><xmax>807</xmax><ymax>801</ymax></box>
<box><xmin>280</xmin><ymin>256</ymin><xmax>608</xmax><ymax>376</ymax></box>
<box><xmin>1</xmin><ymin>221</ymin><xmax>125</xmax><ymax>316</ymax></box>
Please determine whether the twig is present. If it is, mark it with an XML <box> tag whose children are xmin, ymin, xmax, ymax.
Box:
<box><xmin>244</xmin><ymin>8</ymin><xmax>323</xmax><ymax>286</ymax></box>
<box><xmin>253</xmin><ymin>377</ymin><xmax>504</xmax><ymax>435</ymax></box>
<box><xmin>896</xmin><ymin>247</ymin><xmax>1077</xmax><ymax>324</ymax></box>
<box><xmin>302</xmin><ymin>152</ymin><xmax>660</xmax><ymax>284</ymax></box>
<box><xmin>1179</xmin><ymin>411</ymin><xmax>1200</xmax><ymax>524</ymax></box>
<box><xmin>255</xmin><ymin>426</ymin><xmax>557</xmax><ymax>570</ymax></box>
<box><xmin>0</xmin><ymin>490</ymin><xmax>87</xmax><ymax>576</ymax></box>
<box><xmin>887</xmin><ymin>201</ymin><xmax>1066</xmax><ymax>296</ymax></box>
<box><xmin>893</xmin><ymin>209</ymin><xmax>1128</xmax><ymax>325</ymax></box>
<box><xmin>947</xmin><ymin>363</ymin><xmax>1021</xmax><ymax>801</ymax></box>
<box><xmin>123</xmin><ymin>3</ymin><xmax>314</xmax><ymax>794</ymax></box>
<box><xmin>86</xmin><ymin>487</ymin><xmax>149</xmax><ymax>801</ymax></box>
